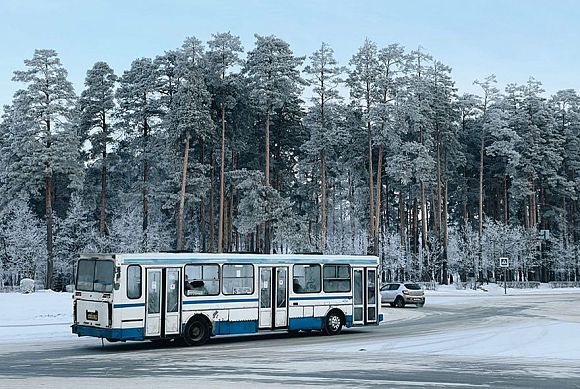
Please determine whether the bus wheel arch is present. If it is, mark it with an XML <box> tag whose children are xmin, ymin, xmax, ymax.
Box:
<box><xmin>323</xmin><ymin>308</ymin><xmax>344</xmax><ymax>336</ymax></box>
<box><xmin>183</xmin><ymin>314</ymin><xmax>212</xmax><ymax>346</ymax></box>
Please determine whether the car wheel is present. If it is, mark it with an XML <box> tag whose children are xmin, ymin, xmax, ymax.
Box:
<box><xmin>417</xmin><ymin>302</ymin><xmax>425</xmax><ymax>308</ymax></box>
<box><xmin>183</xmin><ymin>317</ymin><xmax>210</xmax><ymax>346</ymax></box>
<box><xmin>323</xmin><ymin>311</ymin><xmax>343</xmax><ymax>336</ymax></box>
<box><xmin>394</xmin><ymin>296</ymin><xmax>405</xmax><ymax>308</ymax></box>
<box><xmin>389</xmin><ymin>302</ymin><xmax>395</xmax><ymax>307</ymax></box>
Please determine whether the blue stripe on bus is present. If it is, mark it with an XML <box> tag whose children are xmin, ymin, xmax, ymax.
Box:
<box><xmin>123</xmin><ymin>257</ymin><xmax>377</xmax><ymax>265</ymax></box>
<box><xmin>183</xmin><ymin>298</ymin><xmax>258</xmax><ymax>305</ymax></box>
<box><xmin>113</xmin><ymin>303</ymin><xmax>145</xmax><ymax>308</ymax></box>
<box><xmin>213</xmin><ymin>320</ymin><xmax>258</xmax><ymax>335</ymax></box>
<box><xmin>289</xmin><ymin>295</ymin><xmax>352</xmax><ymax>301</ymax></box>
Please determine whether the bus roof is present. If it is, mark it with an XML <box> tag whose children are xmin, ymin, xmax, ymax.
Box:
<box><xmin>79</xmin><ymin>253</ymin><xmax>379</xmax><ymax>266</ymax></box>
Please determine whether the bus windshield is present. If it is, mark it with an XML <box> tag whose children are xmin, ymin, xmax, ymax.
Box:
<box><xmin>76</xmin><ymin>259</ymin><xmax>114</xmax><ymax>292</ymax></box>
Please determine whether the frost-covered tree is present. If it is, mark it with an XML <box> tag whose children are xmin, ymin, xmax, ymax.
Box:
<box><xmin>169</xmin><ymin>38</ymin><xmax>214</xmax><ymax>251</ymax></box>
<box><xmin>53</xmin><ymin>194</ymin><xmax>95</xmax><ymax>290</ymax></box>
<box><xmin>0</xmin><ymin>198</ymin><xmax>46</xmax><ymax>286</ymax></box>
<box><xmin>303</xmin><ymin>42</ymin><xmax>344</xmax><ymax>251</ymax></box>
<box><xmin>348</xmin><ymin>39</ymin><xmax>381</xmax><ymax>246</ymax></box>
<box><xmin>10</xmin><ymin>49</ymin><xmax>79</xmax><ymax>290</ymax></box>
<box><xmin>116</xmin><ymin>58</ymin><xmax>162</xmax><ymax>249</ymax></box>
<box><xmin>79</xmin><ymin>62</ymin><xmax>117</xmax><ymax>237</ymax></box>
<box><xmin>207</xmin><ymin>32</ymin><xmax>244</xmax><ymax>253</ymax></box>
<box><xmin>244</xmin><ymin>34</ymin><xmax>305</xmax><ymax>252</ymax></box>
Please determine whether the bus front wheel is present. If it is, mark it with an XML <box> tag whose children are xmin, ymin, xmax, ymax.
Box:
<box><xmin>323</xmin><ymin>310</ymin><xmax>343</xmax><ymax>336</ymax></box>
<box><xmin>183</xmin><ymin>317</ymin><xmax>210</xmax><ymax>346</ymax></box>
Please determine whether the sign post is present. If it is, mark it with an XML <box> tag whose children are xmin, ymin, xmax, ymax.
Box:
<box><xmin>499</xmin><ymin>257</ymin><xmax>509</xmax><ymax>295</ymax></box>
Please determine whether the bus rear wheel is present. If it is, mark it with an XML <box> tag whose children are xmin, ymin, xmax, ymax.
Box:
<box><xmin>183</xmin><ymin>317</ymin><xmax>210</xmax><ymax>346</ymax></box>
<box><xmin>323</xmin><ymin>311</ymin><xmax>343</xmax><ymax>336</ymax></box>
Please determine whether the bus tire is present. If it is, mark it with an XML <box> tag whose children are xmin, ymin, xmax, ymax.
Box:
<box><xmin>323</xmin><ymin>310</ymin><xmax>343</xmax><ymax>336</ymax></box>
<box><xmin>183</xmin><ymin>316</ymin><xmax>211</xmax><ymax>346</ymax></box>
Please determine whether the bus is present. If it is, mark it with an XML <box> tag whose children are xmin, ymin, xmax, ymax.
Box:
<box><xmin>72</xmin><ymin>253</ymin><xmax>382</xmax><ymax>346</ymax></box>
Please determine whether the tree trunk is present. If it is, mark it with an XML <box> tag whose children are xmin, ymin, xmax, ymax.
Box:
<box><xmin>264</xmin><ymin>110</ymin><xmax>271</xmax><ymax>254</ymax></box>
<box><xmin>320</xmin><ymin>149</ymin><xmax>327</xmax><ymax>252</ymax></box>
<box><xmin>176</xmin><ymin>135</ymin><xmax>190</xmax><ymax>251</ymax></box>
<box><xmin>99</xmin><ymin>114</ymin><xmax>107</xmax><ymax>237</ymax></box>
<box><xmin>142</xmin><ymin>118</ymin><xmax>150</xmax><ymax>250</ymax></box>
<box><xmin>399</xmin><ymin>191</ymin><xmax>406</xmax><ymax>247</ymax></box>
<box><xmin>265</xmin><ymin>111</ymin><xmax>270</xmax><ymax>187</ymax></box>
<box><xmin>199</xmin><ymin>141</ymin><xmax>206</xmax><ymax>252</ymax></box>
<box><xmin>45</xmin><ymin>173</ymin><xmax>54</xmax><ymax>290</ymax></box>
<box><xmin>504</xmin><ymin>175</ymin><xmax>509</xmax><ymax>224</ymax></box>
<box><xmin>442</xmin><ymin>180</ymin><xmax>449</xmax><ymax>284</ymax></box>
<box><xmin>218</xmin><ymin>105</ymin><xmax>226</xmax><ymax>253</ymax></box>
<box><xmin>435</xmin><ymin>139</ymin><xmax>442</xmax><ymax>241</ymax></box>
<box><xmin>367</xmin><ymin>118</ymin><xmax>375</xmax><ymax>245</ymax></box>
<box><xmin>373</xmin><ymin>145</ymin><xmax>384</xmax><ymax>255</ymax></box>
<box><xmin>209</xmin><ymin>159</ymin><xmax>215</xmax><ymax>253</ymax></box>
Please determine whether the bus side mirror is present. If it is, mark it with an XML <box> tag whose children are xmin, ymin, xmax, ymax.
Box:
<box><xmin>113</xmin><ymin>282</ymin><xmax>120</xmax><ymax>290</ymax></box>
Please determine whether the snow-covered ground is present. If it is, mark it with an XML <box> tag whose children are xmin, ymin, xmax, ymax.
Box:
<box><xmin>1</xmin><ymin>284</ymin><xmax>580</xmax><ymax>364</ymax></box>
<box><xmin>0</xmin><ymin>290</ymin><xmax>75</xmax><ymax>344</ymax></box>
<box><xmin>301</xmin><ymin>284</ymin><xmax>580</xmax><ymax>363</ymax></box>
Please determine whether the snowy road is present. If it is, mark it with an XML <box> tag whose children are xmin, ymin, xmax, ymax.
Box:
<box><xmin>1</xmin><ymin>291</ymin><xmax>579</xmax><ymax>388</ymax></box>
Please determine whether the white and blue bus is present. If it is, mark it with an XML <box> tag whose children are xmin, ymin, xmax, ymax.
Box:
<box><xmin>72</xmin><ymin>253</ymin><xmax>382</xmax><ymax>346</ymax></box>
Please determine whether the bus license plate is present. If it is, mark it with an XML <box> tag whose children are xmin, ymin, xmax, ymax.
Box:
<box><xmin>86</xmin><ymin>310</ymin><xmax>98</xmax><ymax>321</ymax></box>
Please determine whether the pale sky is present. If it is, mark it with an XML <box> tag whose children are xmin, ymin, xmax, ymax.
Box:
<box><xmin>1</xmin><ymin>0</ymin><xmax>579</xmax><ymax>110</ymax></box>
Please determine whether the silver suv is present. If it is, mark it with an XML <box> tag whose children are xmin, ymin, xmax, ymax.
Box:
<box><xmin>380</xmin><ymin>282</ymin><xmax>425</xmax><ymax>308</ymax></box>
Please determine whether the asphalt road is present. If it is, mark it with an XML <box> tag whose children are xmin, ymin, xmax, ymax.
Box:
<box><xmin>1</xmin><ymin>294</ymin><xmax>579</xmax><ymax>388</ymax></box>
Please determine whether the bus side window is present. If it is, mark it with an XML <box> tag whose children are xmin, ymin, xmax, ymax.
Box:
<box><xmin>222</xmin><ymin>264</ymin><xmax>254</xmax><ymax>295</ymax></box>
<box><xmin>293</xmin><ymin>264</ymin><xmax>321</xmax><ymax>293</ymax></box>
<box><xmin>323</xmin><ymin>265</ymin><xmax>351</xmax><ymax>293</ymax></box>
<box><xmin>184</xmin><ymin>264</ymin><xmax>220</xmax><ymax>296</ymax></box>
<box><xmin>127</xmin><ymin>265</ymin><xmax>142</xmax><ymax>299</ymax></box>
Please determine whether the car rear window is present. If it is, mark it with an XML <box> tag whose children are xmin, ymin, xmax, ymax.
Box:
<box><xmin>405</xmin><ymin>283</ymin><xmax>422</xmax><ymax>290</ymax></box>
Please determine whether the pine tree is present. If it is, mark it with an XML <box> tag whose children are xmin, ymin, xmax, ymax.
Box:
<box><xmin>10</xmin><ymin>49</ymin><xmax>79</xmax><ymax>289</ymax></box>
<box><xmin>169</xmin><ymin>38</ymin><xmax>214</xmax><ymax>251</ymax></box>
<box><xmin>79</xmin><ymin>62</ymin><xmax>117</xmax><ymax>237</ymax></box>
<box><xmin>304</xmin><ymin>42</ymin><xmax>344</xmax><ymax>252</ymax></box>
<box><xmin>244</xmin><ymin>34</ymin><xmax>305</xmax><ymax>253</ymax></box>
<box><xmin>348</xmin><ymin>39</ymin><xmax>381</xmax><ymax>249</ymax></box>
<box><xmin>116</xmin><ymin>57</ymin><xmax>162</xmax><ymax>249</ymax></box>
<box><xmin>207</xmin><ymin>32</ymin><xmax>244</xmax><ymax>253</ymax></box>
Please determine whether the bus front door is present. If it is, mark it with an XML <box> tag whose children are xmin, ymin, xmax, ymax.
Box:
<box><xmin>145</xmin><ymin>268</ymin><xmax>181</xmax><ymax>338</ymax></box>
<box><xmin>259</xmin><ymin>266</ymin><xmax>288</xmax><ymax>330</ymax></box>
<box><xmin>145</xmin><ymin>269</ymin><xmax>162</xmax><ymax>337</ymax></box>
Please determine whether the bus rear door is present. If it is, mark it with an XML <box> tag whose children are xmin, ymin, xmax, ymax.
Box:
<box><xmin>259</xmin><ymin>266</ymin><xmax>288</xmax><ymax>330</ymax></box>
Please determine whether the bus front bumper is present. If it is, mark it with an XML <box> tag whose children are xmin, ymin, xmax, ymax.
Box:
<box><xmin>72</xmin><ymin>324</ymin><xmax>145</xmax><ymax>341</ymax></box>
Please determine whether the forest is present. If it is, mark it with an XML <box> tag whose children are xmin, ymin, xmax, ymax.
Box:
<box><xmin>0</xmin><ymin>33</ymin><xmax>578</xmax><ymax>290</ymax></box>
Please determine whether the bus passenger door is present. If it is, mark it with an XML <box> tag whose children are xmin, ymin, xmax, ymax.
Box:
<box><xmin>274</xmin><ymin>267</ymin><xmax>288</xmax><ymax>328</ymax></box>
<box><xmin>259</xmin><ymin>267</ymin><xmax>273</xmax><ymax>328</ymax></box>
<box><xmin>353</xmin><ymin>268</ymin><xmax>365</xmax><ymax>325</ymax></box>
<box><xmin>145</xmin><ymin>269</ymin><xmax>162</xmax><ymax>337</ymax></box>
<box><xmin>164</xmin><ymin>268</ymin><xmax>181</xmax><ymax>335</ymax></box>
<box><xmin>366</xmin><ymin>268</ymin><xmax>377</xmax><ymax>324</ymax></box>
<box><xmin>259</xmin><ymin>266</ymin><xmax>288</xmax><ymax>330</ymax></box>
